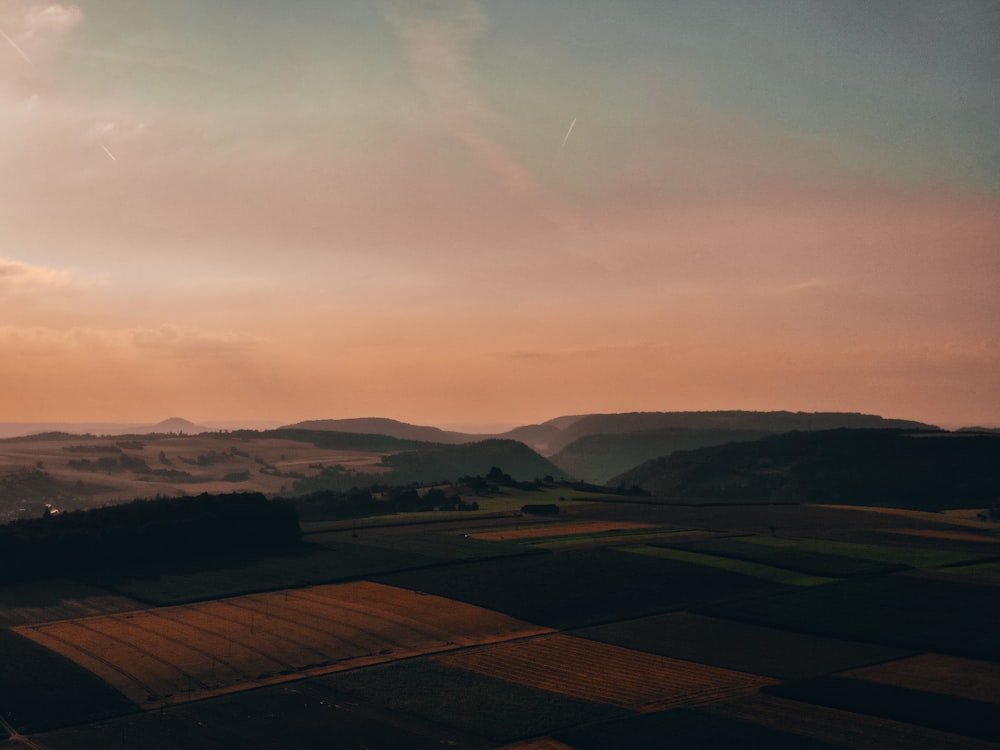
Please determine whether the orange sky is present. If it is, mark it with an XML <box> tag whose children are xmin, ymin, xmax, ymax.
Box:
<box><xmin>2</xmin><ymin>1</ymin><xmax>999</xmax><ymax>428</ymax></box>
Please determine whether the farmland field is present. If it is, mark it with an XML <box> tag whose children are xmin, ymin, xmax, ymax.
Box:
<box><xmin>552</xmin><ymin>708</ymin><xmax>842</xmax><ymax>750</ymax></box>
<box><xmin>435</xmin><ymin>633</ymin><xmax>776</xmax><ymax>712</ymax></box>
<box><xmin>322</xmin><ymin>658</ymin><xmax>624</xmax><ymax>742</ymax></box>
<box><xmin>377</xmin><ymin>546</ymin><xmax>786</xmax><ymax>628</ymax></box>
<box><xmin>0</xmin><ymin>628</ymin><xmax>138</xmax><ymax>734</ymax></box>
<box><xmin>841</xmin><ymin>654</ymin><xmax>1000</xmax><ymax>704</ymax></box>
<box><xmin>701</xmin><ymin>574</ymin><xmax>1000</xmax><ymax>658</ymax></box>
<box><xmin>653</xmin><ymin>536</ymin><xmax>907</xmax><ymax>577</ymax></box>
<box><xmin>707</xmin><ymin>694</ymin><xmax>1000</xmax><ymax>750</ymax></box>
<box><xmin>732</xmin><ymin>535</ymin><xmax>990</xmax><ymax>568</ymax></box>
<box><xmin>467</xmin><ymin>520</ymin><xmax>657</xmax><ymax>542</ymax></box>
<box><xmin>30</xmin><ymin>679</ymin><xmax>477</xmax><ymax>750</ymax></box>
<box><xmin>624</xmin><ymin>545</ymin><xmax>837</xmax><ymax>586</ymax></box>
<box><xmin>764</xmin><ymin>677</ymin><xmax>1000</xmax><ymax>743</ymax></box>
<box><xmin>575</xmin><ymin>611</ymin><xmax>912</xmax><ymax>680</ymax></box>
<box><xmin>14</xmin><ymin>581</ymin><xmax>550</xmax><ymax>708</ymax></box>
<box><xmin>0</xmin><ymin>579</ymin><xmax>142</xmax><ymax>627</ymax></box>
<box><xmin>94</xmin><ymin>541</ymin><xmax>438</xmax><ymax>605</ymax></box>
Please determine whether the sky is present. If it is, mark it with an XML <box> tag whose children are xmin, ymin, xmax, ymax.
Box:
<box><xmin>2</xmin><ymin>0</ymin><xmax>998</xmax><ymax>429</ymax></box>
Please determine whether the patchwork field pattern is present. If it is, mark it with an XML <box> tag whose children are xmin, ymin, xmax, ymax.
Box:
<box><xmin>14</xmin><ymin>581</ymin><xmax>550</xmax><ymax>708</ymax></box>
<box><xmin>435</xmin><ymin>633</ymin><xmax>776</xmax><ymax>712</ymax></box>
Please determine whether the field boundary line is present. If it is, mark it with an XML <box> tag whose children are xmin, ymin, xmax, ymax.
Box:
<box><xmin>16</xmin><ymin>624</ymin><xmax>159</xmax><ymax>705</ymax></box>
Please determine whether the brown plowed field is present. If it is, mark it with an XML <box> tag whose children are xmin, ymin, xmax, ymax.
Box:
<box><xmin>436</xmin><ymin>633</ymin><xmax>775</xmax><ymax>712</ymax></box>
<box><xmin>14</xmin><ymin>581</ymin><xmax>550</xmax><ymax>708</ymax></box>
<box><xmin>841</xmin><ymin>654</ymin><xmax>1000</xmax><ymax>704</ymax></box>
<box><xmin>469</xmin><ymin>520</ymin><xmax>656</xmax><ymax>541</ymax></box>
<box><xmin>707</xmin><ymin>694</ymin><xmax>1000</xmax><ymax>750</ymax></box>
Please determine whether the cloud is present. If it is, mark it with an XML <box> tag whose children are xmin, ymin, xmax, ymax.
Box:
<box><xmin>0</xmin><ymin>2</ymin><xmax>81</xmax><ymax>67</ymax></box>
<box><xmin>0</xmin><ymin>324</ymin><xmax>265</xmax><ymax>359</ymax></box>
<box><xmin>0</xmin><ymin>257</ymin><xmax>78</xmax><ymax>291</ymax></box>
<box><xmin>380</xmin><ymin>1</ymin><xmax>548</xmax><ymax>206</ymax></box>
<box><xmin>21</xmin><ymin>3</ymin><xmax>83</xmax><ymax>37</ymax></box>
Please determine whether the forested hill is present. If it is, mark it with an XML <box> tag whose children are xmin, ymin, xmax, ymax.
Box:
<box><xmin>610</xmin><ymin>429</ymin><xmax>1000</xmax><ymax>510</ymax></box>
<box><xmin>542</xmin><ymin>411</ymin><xmax>937</xmax><ymax>455</ymax></box>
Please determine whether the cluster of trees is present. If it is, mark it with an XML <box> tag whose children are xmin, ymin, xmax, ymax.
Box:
<box><xmin>288</xmin><ymin>486</ymin><xmax>478</xmax><ymax>522</ymax></box>
<box><xmin>0</xmin><ymin>492</ymin><xmax>300</xmax><ymax>584</ymax></box>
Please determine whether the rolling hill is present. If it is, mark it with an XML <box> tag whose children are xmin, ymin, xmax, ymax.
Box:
<box><xmin>610</xmin><ymin>429</ymin><xmax>1000</xmax><ymax>510</ymax></box>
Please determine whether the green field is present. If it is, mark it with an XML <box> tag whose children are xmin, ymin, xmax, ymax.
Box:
<box><xmin>624</xmin><ymin>545</ymin><xmax>837</xmax><ymax>587</ymax></box>
<box><xmin>655</xmin><ymin>537</ymin><xmax>905</xmax><ymax>577</ymax></box>
<box><xmin>736</xmin><ymin>536</ymin><xmax>989</xmax><ymax>568</ymax></box>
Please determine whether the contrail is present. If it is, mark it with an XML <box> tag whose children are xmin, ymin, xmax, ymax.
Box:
<box><xmin>102</xmin><ymin>145</ymin><xmax>117</xmax><ymax>161</ymax></box>
<box><xmin>557</xmin><ymin>117</ymin><xmax>577</xmax><ymax>156</ymax></box>
<box><xmin>0</xmin><ymin>27</ymin><xmax>31</xmax><ymax>64</ymax></box>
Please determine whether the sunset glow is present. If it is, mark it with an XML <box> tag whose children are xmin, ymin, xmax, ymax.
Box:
<box><xmin>2</xmin><ymin>1</ymin><xmax>998</xmax><ymax>427</ymax></box>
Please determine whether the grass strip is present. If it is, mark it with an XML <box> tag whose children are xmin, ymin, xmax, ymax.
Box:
<box><xmin>624</xmin><ymin>546</ymin><xmax>836</xmax><ymax>587</ymax></box>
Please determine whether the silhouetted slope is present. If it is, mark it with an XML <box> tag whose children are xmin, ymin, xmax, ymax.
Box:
<box><xmin>378</xmin><ymin>439</ymin><xmax>567</xmax><ymax>484</ymax></box>
<box><xmin>552</xmin><ymin>428</ymin><xmax>772</xmax><ymax>484</ymax></box>
<box><xmin>268</xmin><ymin>429</ymin><xmax>425</xmax><ymax>452</ymax></box>
<box><xmin>556</xmin><ymin>411</ymin><xmax>935</xmax><ymax>453</ymax></box>
<box><xmin>279</xmin><ymin>418</ymin><xmax>474</xmax><ymax>444</ymax></box>
<box><xmin>611</xmin><ymin>429</ymin><xmax>1000</xmax><ymax>509</ymax></box>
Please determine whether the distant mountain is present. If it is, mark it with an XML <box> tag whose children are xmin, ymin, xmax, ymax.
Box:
<box><xmin>610</xmin><ymin>429</ymin><xmax>1000</xmax><ymax>510</ymax></box>
<box><xmin>0</xmin><ymin>418</ymin><xmax>211</xmax><ymax>439</ymax></box>
<box><xmin>279</xmin><ymin>418</ymin><xmax>474</xmax><ymax>445</ymax></box>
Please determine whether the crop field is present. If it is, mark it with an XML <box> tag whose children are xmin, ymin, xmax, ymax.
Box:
<box><xmin>435</xmin><ymin>633</ymin><xmax>776</xmax><ymax>712</ymax></box>
<box><xmin>377</xmin><ymin>546</ymin><xmax>784</xmax><ymax>628</ymax></box>
<box><xmin>0</xmin><ymin>628</ymin><xmax>138</xmax><ymax>734</ymax></box>
<box><xmin>98</xmin><ymin>541</ymin><xmax>437</xmax><ymax>606</ymax></box>
<box><xmin>13</xmin><ymin>581</ymin><xmax>550</xmax><ymax>708</ymax></box>
<box><xmin>703</xmin><ymin>574</ymin><xmax>1000</xmax><ymax>659</ymax></box>
<box><xmin>730</xmin><ymin>535</ymin><xmax>989</xmax><ymax>569</ymax></box>
<box><xmin>706</xmin><ymin>694</ymin><xmax>1000</xmax><ymax>750</ymax></box>
<box><xmin>0</xmin><ymin>579</ymin><xmax>142</xmax><ymax>627</ymax></box>
<box><xmin>531</xmin><ymin>528</ymin><xmax>725</xmax><ymax>551</ymax></box>
<box><xmin>623</xmin><ymin>545</ymin><xmax>837</xmax><ymax>586</ymax></box>
<box><xmin>764</xmin><ymin>676</ymin><xmax>1000</xmax><ymax>743</ymax></box>
<box><xmin>467</xmin><ymin>520</ymin><xmax>657</xmax><ymax>542</ymax></box>
<box><xmin>30</xmin><ymin>678</ymin><xmax>477</xmax><ymax>750</ymax></box>
<box><xmin>322</xmin><ymin>658</ymin><xmax>624</xmax><ymax>742</ymax></box>
<box><xmin>884</xmin><ymin>527</ymin><xmax>1000</xmax><ymax>544</ymax></box>
<box><xmin>346</xmin><ymin>531</ymin><xmax>545</xmax><ymax>562</ymax></box>
<box><xmin>840</xmin><ymin>654</ymin><xmax>1000</xmax><ymax>704</ymax></box>
<box><xmin>653</xmin><ymin>536</ymin><xmax>908</xmax><ymax>577</ymax></box>
<box><xmin>575</xmin><ymin>611</ymin><xmax>912</xmax><ymax>680</ymax></box>
<box><xmin>931</xmin><ymin>559</ymin><xmax>1000</xmax><ymax>583</ymax></box>
<box><xmin>552</xmin><ymin>708</ymin><xmax>845</xmax><ymax>750</ymax></box>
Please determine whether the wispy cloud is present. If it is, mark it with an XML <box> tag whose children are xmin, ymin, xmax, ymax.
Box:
<box><xmin>380</xmin><ymin>1</ymin><xmax>545</xmax><ymax>204</ymax></box>
<box><xmin>0</xmin><ymin>1</ymin><xmax>81</xmax><ymax>66</ymax></box>
<box><xmin>0</xmin><ymin>258</ymin><xmax>78</xmax><ymax>291</ymax></box>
